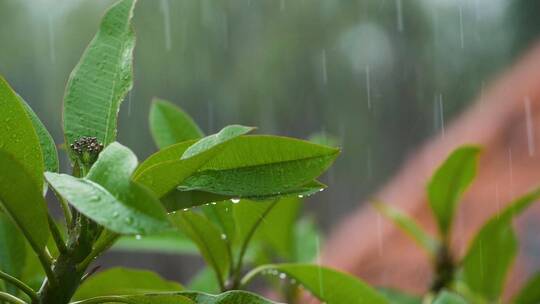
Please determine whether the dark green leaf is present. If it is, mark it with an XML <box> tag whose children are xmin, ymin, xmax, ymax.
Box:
<box><xmin>19</xmin><ymin>96</ymin><xmax>58</xmax><ymax>173</ymax></box>
<box><xmin>427</xmin><ymin>146</ymin><xmax>480</xmax><ymax>236</ymax></box>
<box><xmin>243</xmin><ymin>264</ymin><xmax>387</xmax><ymax>304</ymax></box>
<box><xmin>0</xmin><ymin>151</ymin><xmax>49</xmax><ymax>253</ymax></box>
<box><xmin>374</xmin><ymin>202</ymin><xmax>439</xmax><ymax>256</ymax></box>
<box><xmin>0</xmin><ymin>76</ymin><xmax>44</xmax><ymax>190</ymax></box>
<box><xmin>180</xmin><ymin>291</ymin><xmax>278</xmax><ymax>304</ymax></box>
<box><xmin>63</xmin><ymin>0</ymin><xmax>136</xmax><ymax>155</ymax></box>
<box><xmin>0</xmin><ymin>213</ymin><xmax>27</xmax><ymax>294</ymax></box>
<box><xmin>73</xmin><ymin>267</ymin><xmax>183</xmax><ymax>300</ymax></box>
<box><xmin>172</xmin><ymin>212</ymin><xmax>230</xmax><ymax>289</ymax></box>
<box><xmin>134</xmin><ymin>125</ymin><xmax>253</xmax><ymax>197</ymax></box>
<box><xmin>150</xmin><ymin>98</ymin><xmax>204</xmax><ymax>149</ymax></box>
<box><xmin>462</xmin><ymin>188</ymin><xmax>540</xmax><ymax>301</ymax></box>
<box><xmin>513</xmin><ymin>273</ymin><xmax>540</xmax><ymax>304</ymax></box>
<box><xmin>180</xmin><ymin>136</ymin><xmax>339</xmax><ymax>198</ymax></box>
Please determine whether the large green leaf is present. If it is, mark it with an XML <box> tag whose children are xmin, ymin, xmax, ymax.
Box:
<box><xmin>461</xmin><ymin>188</ymin><xmax>540</xmax><ymax>301</ymax></box>
<box><xmin>179</xmin><ymin>136</ymin><xmax>339</xmax><ymax>198</ymax></box>
<box><xmin>71</xmin><ymin>294</ymin><xmax>194</xmax><ymax>304</ymax></box>
<box><xmin>20</xmin><ymin>96</ymin><xmax>58</xmax><ymax>173</ymax></box>
<box><xmin>0</xmin><ymin>76</ymin><xmax>44</xmax><ymax>190</ymax></box>
<box><xmin>374</xmin><ymin>202</ymin><xmax>439</xmax><ymax>256</ymax></box>
<box><xmin>150</xmin><ymin>99</ymin><xmax>204</xmax><ymax>149</ymax></box>
<box><xmin>73</xmin><ymin>267</ymin><xmax>182</xmax><ymax>300</ymax></box>
<box><xmin>0</xmin><ymin>213</ymin><xmax>27</xmax><ymax>294</ymax></box>
<box><xmin>113</xmin><ymin>232</ymin><xmax>198</xmax><ymax>255</ymax></box>
<box><xmin>172</xmin><ymin>212</ymin><xmax>230</xmax><ymax>289</ymax></box>
<box><xmin>63</xmin><ymin>0</ymin><xmax>136</xmax><ymax>155</ymax></box>
<box><xmin>180</xmin><ymin>291</ymin><xmax>278</xmax><ymax>304</ymax></box>
<box><xmin>432</xmin><ymin>291</ymin><xmax>467</xmax><ymax>304</ymax></box>
<box><xmin>134</xmin><ymin>125</ymin><xmax>253</xmax><ymax>197</ymax></box>
<box><xmin>427</xmin><ymin>146</ymin><xmax>480</xmax><ymax>236</ymax></box>
<box><xmin>243</xmin><ymin>264</ymin><xmax>387</xmax><ymax>304</ymax></box>
<box><xmin>0</xmin><ymin>151</ymin><xmax>49</xmax><ymax>253</ymax></box>
<box><xmin>45</xmin><ymin>174</ymin><xmax>171</xmax><ymax>235</ymax></box>
<box><xmin>513</xmin><ymin>273</ymin><xmax>540</xmax><ymax>304</ymax></box>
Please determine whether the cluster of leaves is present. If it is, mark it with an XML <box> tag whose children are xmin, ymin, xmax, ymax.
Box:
<box><xmin>376</xmin><ymin>146</ymin><xmax>540</xmax><ymax>304</ymax></box>
<box><xmin>0</xmin><ymin>0</ymin><xmax>389</xmax><ymax>304</ymax></box>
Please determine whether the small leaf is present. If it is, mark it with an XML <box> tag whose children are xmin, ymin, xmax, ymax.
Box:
<box><xmin>134</xmin><ymin>125</ymin><xmax>253</xmax><ymax>197</ymax></box>
<box><xmin>432</xmin><ymin>291</ymin><xmax>467</xmax><ymax>304</ymax></box>
<box><xmin>180</xmin><ymin>136</ymin><xmax>339</xmax><ymax>198</ymax></box>
<box><xmin>0</xmin><ymin>151</ymin><xmax>49</xmax><ymax>253</ymax></box>
<box><xmin>0</xmin><ymin>213</ymin><xmax>27</xmax><ymax>295</ymax></box>
<box><xmin>63</xmin><ymin>0</ymin><xmax>136</xmax><ymax>157</ymax></box>
<box><xmin>462</xmin><ymin>188</ymin><xmax>540</xmax><ymax>301</ymax></box>
<box><xmin>20</xmin><ymin>96</ymin><xmax>58</xmax><ymax>173</ymax></box>
<box><xmin>45</xmin><ymin>172</ymin><xmax>171</xmax><ymax>235</ymax></box>
<box><xmin>113</xmin><ymin>232</ymin><xmax>198</xmax><ymax>255</ymax></box>
<box><xmin>73</xmin><ymin>267</ymin><xmax>183</xmax><ymax>300</ymax></box>
<box><xmin>150</xmin><ymin>98</ymin><xmax>204</xmax><ymax>149</ymax></box>
<box><xmin>513</xmin><ymin>273</ymin><xmax>540</xmax><ymax>304</ymax></box>
<box><xmin>180</xmin><ymin>291</ymin><xmax>278</xmax><ymax>304</ymax></box>
<box><xmin>243</xmin><ymin>264</ymin><xmax>387</xmax><ymax>304</ymax></box>
<box><xmin>0</xmin><ymin>76</ymin><xmax>44</xmax><ymax>189</ymax></box>
<box><xmin>374</xmin><ymin>202</ymin><xmax>439</xmax><ymax>256</ymax></box>
<box><xmin>172</xmin><ymin>211</ymin><xmax>230</xmax><ymax>289</ymax></box>
<box><xmin>427</xmin><ymin>146</ymin><xmax>480</xmax><ymax>236</ymax></box>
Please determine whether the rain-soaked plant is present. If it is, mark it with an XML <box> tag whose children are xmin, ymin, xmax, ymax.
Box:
<box><xmin>0</xmin><ymin>1</ymin><xmax>389</xmax><ymax>304</ymax></box>
<box><xmin>376</xmin><ymin>146</ymin><xmax>540</xmax><ymax>304</ymax></box>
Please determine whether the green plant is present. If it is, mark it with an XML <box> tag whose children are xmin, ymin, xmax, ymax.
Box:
<box><xmin>376</xmin><ymin>146</ymin><xmax>540</xmax><ymax>304</ymax></box>
<box><xmin>0</xmin><ymin>1</ymin><xmax>389</xmax><ymax>304</ymax></box>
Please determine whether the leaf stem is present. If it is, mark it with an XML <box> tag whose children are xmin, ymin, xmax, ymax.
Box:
<box><xmin>231</xmin><ymin>199</ymin><xmax>279</xmax><ymax>289</ymax></box>
<box><xmin>47</xmin><ymin>214</ymin><xmax>67</xmax><ymax>254</ymax></box>
<box><xmin>0</xmin><ymin>270</ymin><xmax>38</xmax><ymax>302</ymax></box>
<box><xmin>76</xmin><ymin>232</ymin><xmax>119</xmax><ymax>272</ymax></box>
<box><xmin>0</xmin><ymin>292</ymin><xmax>26</xmax><ymax>304</ymax></box>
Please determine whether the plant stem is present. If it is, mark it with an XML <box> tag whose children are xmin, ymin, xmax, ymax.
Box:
<box><xmin>0</xmin><ymin>292</ymin><xmax>25</xmax><ymax>304</ymax></box>
<box><xmin>0</xmin><ymin>271</ymin><xmax>38</xmax><ymax>302</ymax></box>
<box><xmin>231</xmin><ymin>199</ymin><xmax>279</xmax><ymax>289</ymax></box>
<box><xmin>76</xmin><ymin>232</ymin><xmax>119</xmax><ymax>272</ymax></box>
<box><xmin>47</xmin><ymin>215</ymin><xmax>67</xmax><ymax>254</ymax></box>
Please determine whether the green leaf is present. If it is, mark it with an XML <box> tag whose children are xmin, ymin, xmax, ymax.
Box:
<box><xmin>0</xmin><ymin>76</ymin><xmax>44</xmax><ymax>190</ymax></box>
<box><xmin>188</xmin><ymin>267</ymin><xmax>220</xmax><ymax>294</ymax></box>
<box><xmin>63</xmin><ymin>0</ymin><xmax>136</xmax><ymax>155</ymax></box>
<box><xmin>113</xmin><ymin>232</ymin><xmax>198</xmax><ymax>255</ymax></box>
<box><xmin>233</xmin><ymin>200</ymin><xmax>279</xmax><ymax>252</ymax></box>
<box><xmin>0</xmin><ymin>213</ymin><xmax>27</xmax><ymax>294</ymax></box>
<box><xmin>73</xmin><ymin>267</ymin><xmax>182</xmax><ymax>300</ymax></box>
<box><xmin>150</xmin><ymin>99</ymin><xmax>204</xmax><ymax>149</ymax></box>
<box><xmin>180</xmin><ymin>291</ymin><xmax>278</xmax><ymax>304</ymax></box>
<box><xmin>513</xmin><ymin>273</ymin><xmax>540</xmax><ymax>304</ymax></box>
<box><xmin>72</xmin><ymin>294</ymin><xmax>194</xmax><ymax>304</ymax></box>
<box><xmin>432</xmin><ymin>291</ymin><xmax>467</xmax><ymax>304</ymax></box>
<box><xmin>374</xmin><ymin>202</ymin><xmax>439</xmax><ymax>256</ymax></box>
<box><xmin>134</xmin><ymin>125</ymin><xmax>254</xmax><ymax>197</ymax></box>
<box><xmin>294</xmin><ymin>216</ymin><xmax>322</xmax><ymax>263</ymax></box>
<box><xmin>19</xmin><ymin>96</ymin><xmax>58</xmax><ymax>173</ymax></box>
<box><xmin>45</xmin><ymin>173</ymin><xmax>171</xmax><ymax>235</ymax></box>
<box><xmin>378</xmin><ymin>288</ymin><xmax>421</xmax><ymax>304</ymax></box>
<box><xmin>461</xmin><ymin>188</ymin><xmax>540</xmax><ymax>301</ymax></box>
<box><xmin>172</xmin><ymin>211</ymin><xmax>230</xmax><ymax>289</ymax></box>
<box><xmin>180</xmin><ymin>136</ymin><xmax>339</xmax><ymax>198</ymax></box>
<box><xmin>0</xmin><ymin>150</ymin><xmax>49</xmax><ymax>253</ymax></box>
<box><xmin>243</xmin><ymin>264</ymin><xmax>387</xmax><ymax>304</ymax></box>
<box><xmin>201</xmin><ymin>201</ymin><xmax>236</xmax><ymax>245</ymax></box>
<box><xmin>134</xmin><ymin>140</ymin><xmax>196</xmax><ymax>177</ymax></box>
<box><xmin>427</xmin><ymin>146</ymin><xmax>480</xmax><ymax>236</ymax></box>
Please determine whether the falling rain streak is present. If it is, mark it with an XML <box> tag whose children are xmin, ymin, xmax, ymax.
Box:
<box><xmin>321</xmin><ymin>49</ymin><xmax>328</xmax><ymax>85</ymax></box>
<box><xmin>524</xmin><ymin>97</ymin><xmax>535</xmax><ymax>156</ymax></box>
<box><xmin>160</xmin><ymin>0</ymin><xmax>172</xmax><ymax>51</ymax></box>
<box><xmin>434</xmin><ymin>94</ymin><xmax>445</xmax><ymax>137</ymax></box>
<box><xmin>458</xmin><ymin>5</ymin><xmax>464</xmax><ymax>49</ymax></box>
<box><xmin>366</xmin><ymin>65</ymin><xmax>371</xmax><ymax>110</ymax></box>
<box><xmin>396</xmin><ymin>0</ymin><xmax>404</xmax><ymax>32</ymax></box>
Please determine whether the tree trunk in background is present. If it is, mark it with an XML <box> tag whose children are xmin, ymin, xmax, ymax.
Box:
<box><xmin>323</xmin><ymin>40</ymin><xmax>540</xmax><ymax>298</ymax></box>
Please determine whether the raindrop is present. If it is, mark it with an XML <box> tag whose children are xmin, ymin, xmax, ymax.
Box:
<box><xmin>183</xmin><ymin>208</ymin><xmax>189</xmax><ymax>211</ymax></box>
<box><xmin>231</xmin><ymin>198</ymin><xmax>240</xmax><ymax>204</ymax></box>
<box><xmin>211</xmin><ymin>202</ymin><xmax>217</xmax><ymax>205</ymax></box>
<box><xmin>112</xmin><ymin>212</ymin><xmax>119</xmax><ymax>218</ymax></box>
<box><xmin>279</xmin><ymin>273</ymin><xmax>287</xmax><ymax>279</ymax></box>
<box><xmin>135</xmin><ymin>235</ymin><xmax>142</xmax><ymax>240</ymax></box>
<box><xmin>125</xmin><ymin>217</ymin><xmax>134</xmax><ymax>224</ymax></box>
<box><xmin>298</xmin><ymin>194</ymin><xmax>304</xmax><ymax>198</ymax></box>
<box><xmin>220</xmin><ymin>233</ymin><xmax>227</xmax><ymax>240</ymax></box>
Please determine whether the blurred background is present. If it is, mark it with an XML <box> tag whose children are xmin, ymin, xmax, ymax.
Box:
<box><xmin>1</xmin><ymin>0</ymin><xmax>539</xmax><ymax>284</ymax></box>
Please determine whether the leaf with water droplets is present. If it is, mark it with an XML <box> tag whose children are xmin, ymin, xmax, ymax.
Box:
<box><xmin>150</xmin><ymin>98</ymin><xmax>204</xmax><ymax>149</ymax></box>
<box><xmin>73</xmin><ymin>267</ymin><xmax>183</xmax><ymax>300</ymax></box>
<box><xmin>242</xmin><ymin>264</ymin><xmax>387</xmax><ymax>304</ymax></box>
<box><xmin>179</xmin><ymin>290</ymin><xmax>279</xmax><ymax>304</ymax></box>
<box><xmin>0</xmin><ymin>76</ymin><xmax>44</xmax><ymax>190</ymax></box>
<box><xmin>63</xmin><ymin>0</ymin><xmax>136</xmax><ymax>160</ymax></box>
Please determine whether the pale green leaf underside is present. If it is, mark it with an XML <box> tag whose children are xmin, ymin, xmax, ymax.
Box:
<box><xmin>73</xmin><ymin>267</ymin><xmax>183</xmax><ymax>301</ymax></box>
<box><xmin>244</xmin><ymin>264</ymin><xmax>387</xmax><ymax>304</ymax></box>
<box><xmin>432</xmin><ymin>291</ymin><xmax>468</xmax><ymax>304</ymax></box>
<box><xmin>63</xmin><ymin>0</ymin><xmax>136</xmax><ymax>154</ymax></box>
<box><xmin>113</xmin><ymin>232</ymin><xmax>198</xmax><ymax>255</ymax></box>
<box><xmin>427</xmin><ymin>146</ymin><xmax>480</xmax><ymax>236</ymax></box>
<box><xmin>150</xmin><ymin>98</ymin><xmax>204</xmax><ymax>149</ymax></box>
